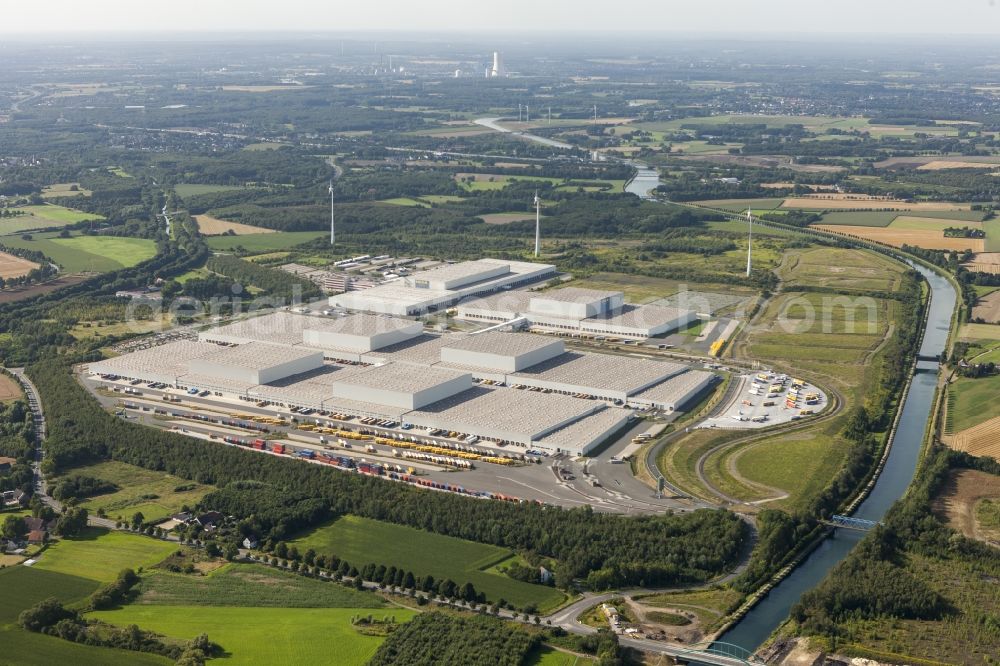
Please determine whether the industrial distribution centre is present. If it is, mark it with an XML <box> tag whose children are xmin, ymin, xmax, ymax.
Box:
<box><xmin>88</xmin><ymin>260</ymin><xmax>713</xmax><ymax>456</ymax></box>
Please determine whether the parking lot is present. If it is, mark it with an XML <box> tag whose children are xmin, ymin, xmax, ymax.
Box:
<box><xmin>82</xmin><ymin>373</ymin><xmax>695</xmax><ymax>515</ymax></box>
<box><xmin>699</xmin><ymin>371</ymin><xmax>827</xmax><ymax>430</ymax></box>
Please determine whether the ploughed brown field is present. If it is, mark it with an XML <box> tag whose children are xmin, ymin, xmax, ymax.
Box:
<box><xmin>813</xmin><ymin>224</ymin><xmax>986</xmax><ymax>252</ymax></box>
<box><xmin>0</xmin><ymin>250</ymin><xmax>40</xmax><ymax>279</ymax></box>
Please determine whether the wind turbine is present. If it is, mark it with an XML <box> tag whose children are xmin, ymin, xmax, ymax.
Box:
<box><xmin>534</xmin><ymin>191</ymin><xmax>541</xmax><ymax>258</ymax></box>
<box><xmin>745</xmin><ymin>205</ymin><xmax>753</xmax><ymax>278</ymax></box>
<box><xmin>329</xmin><ymin>181</ymin><xmax>336</xmax><ymax>246</ymax></box>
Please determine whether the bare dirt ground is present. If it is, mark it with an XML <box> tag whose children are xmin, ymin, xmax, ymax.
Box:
<box><xmin>813</xmin><ymin>224</ymin><xmax>986</xmax><ymax>252</ymax></box>
<box><xmin>932</xmin><ymin>469</ymin><xmax>1000</xmax><ymax>545</ymax></box>
<box><xmin>0</xmin><ymin>374</ymin><xmax>23</xmax><ymax>401</ymax></box>
<box><xmin>194</xmin><ymin>214</ymin><xmax>275</xmax><ymax>236</ymax></box>
<box><xmin>962</xmin><ymin>252</ymin><xmax>1000</xmax><ymax>274</ymax></box>
<box><xmin>0</xmin><ymin>250</ymin><xmax>40</xmax><ymax>279</ymax></box>
<box><xmin>0</xmin><ymin>274</ymin><xmax>89</xmax><ymax>304</ymax></box>
<box><xmin>917</xmin><ymin>160</ymin><xmax>1000</xmax><ymax>170</ymax></box>
<box><xmin>784</xmin><ymin>196</ymin><xmax>968</xmax><ymax>211</ymax></box>
<box><xmin>973</xmin><ymin>290</ymin><xmax>1000</xmax><ymax>324</ymax></box>
<box><xmin>479</xmin><ymin>213</ymin><xmax>538</xmax><ymax>225</ymax></box>
<box><xmin>875</xmin><ymin>155</ymin><xmax>1000</xmax><ymax>169</ymax></box>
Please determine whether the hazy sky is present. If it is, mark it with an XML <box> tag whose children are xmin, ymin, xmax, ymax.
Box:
<box><xmin>2</xmin><ymin>0</ymin><xmax>1000</xmax><ymax>35</ymax></box>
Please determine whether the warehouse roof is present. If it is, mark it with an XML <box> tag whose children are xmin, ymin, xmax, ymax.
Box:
<box><xmin>531</xmin><ymin>287</ymin><xmax>620</xmax><ymax>304</ymax></box>
<box><xmin>415</xmin><ymin>260</ymin><xmax>508</xmax><ymax>285</ymax></box>
<box><xmin>584</xmin><ymin>304</ymin><xmax>690</xmax><ymax>329</ymax></box>
<box><xmin>408</xmin><ymin>386</ymin><xmax>596</xmax><ymax>440</ymax></box>
<box><xmin>374</xmin><ymin>334</ymin><xmax>455</xmax><ymax>366</ymax></box>
<box><xmin>316</xmin><ymin>313</ymin><xmax>418</xmax><ymax>336</ymax></box>
<box><xmin>203</xmin><ymin>311</ymin><xmax>309</xmax><ymax>346</ymax></box>
<box><xmin>442</xmin><ymin>331</ymin><xmax>559</xmax><ymax>356</ymax></box>
<box><xmin>511</xmin><ymin>352</ymin><xmax>686</xmax><ymax>394</ymax></box>
<box><xmin>175</xmin><ymin>372</ymin><xmax>256</xmax><ymax>394</ymax></box>
<box><xmin>536</xmin><ymin>407</ymin><xmax>631</xmax><ymax>450</ymax></box>
<box><xmin>630</xmin><ymin>370</ymin><xmax>715</xmax><ymax>405</ymax></box>
<box><xmin>331</xmin><ymin>362</ymin><xmax>469</xmax><ymax>394</ymax></box>
<box><xmin>456</xmin><ymin>290</ymin><xmax>533</xmax><ymax>314</ymax></box>
<box><xmin>198</xmin><ymin>342</ymin><xmax>321</xmax><ymax>370</ymax></box>
<box><xmin>91</xmin><ymin>340</ymin><xmax>217</xmax><ymax>378</ymax></box>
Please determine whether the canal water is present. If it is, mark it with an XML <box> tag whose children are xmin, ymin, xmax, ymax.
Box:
<box><xmin>716</xmin><ymin>263</ymin><xmax>956</xmax><ymax>651</ymax></box>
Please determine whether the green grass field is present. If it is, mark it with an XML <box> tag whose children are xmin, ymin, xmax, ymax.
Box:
<box><xmin>525</xmin><ymin>646</ymin><xmax>596</xmax><ymax>666</ymax></box>
<box><xmin>419</xmin><ymin>195</ymin><xmax>466</xmax><ymax>204</ymax></box>
<box><xmin>815</xmin><ymin>211</ymin><xmax>899</xmax><ymax>227</ymax></box>
<box><xmin>174</xmin><ymin>184</ymin><xmax>245</xmax><ymax>198</ymax></box>
<box><xmin>205</xmin><ymin>231</ymin><xmax>325</xmax><ymax>252</ymax></box>
<box><xmin>1</xmin><ymin>205</ymin><xmax>103</xmax><ymax>234</ymax></box>
<box><xmin>290</xmin><ymin>516</ymin><xmax>566</xmax><ymax>611</ymax></box>
<box><xmin>51</xmin><ymin>460</ymin><xmax>211</xmax><ymax>524</ymax></box>
<box><xmin>692</xmin><ymin>198</ymin><xmax>786</xmax><ymax>212</ymax></box>
<box><xmin>135</xmin><ymin>564</ymin><xmax>384</xmax><ymax>608</ymax></box>
<box><xmin>108</xmin><ymin>166</ymin><xmax>133</xmax><ymax>178</ymax></box>
<box><xmin>0</xmin><ymin>566</ymin><xmax>170</xmax><ymax>666</ymax></box>
<box><xmin>0</xmin><ymin>233</ymin><xmax>156</xmax><ymax>272</ymax></box>
<box><xmin>779</xmin><ymin>247</ymin><xmax>906</xmax><ymax>293</ymax></box>
<box><xmin>982</xmin><ymin>218</ymin><xmax>1000</xmax><ymax>252</ymax></box>
<box><xmin>377</xmin><ymin>197</ymin><xmax>429</xmax><ymax>207</ymax></box>
<box><xmin>948</xmin><ymin>374</ymin><xmax>1000</xmax><ymax>432</ymax></box>
<box><xmin>91</xmin><ymin>605</ymin><xmax>411</xmax><ymax>666</ymax></box>
<box><xmin>41</xmin><ymin>183</ymin><xmax>92</xmax><ymax>199</ymax></box>
<box><xmin>33</xmin><ymin>528</ymin><xmax>177</xmax><ymax>582</ymax></box>
<box><xmin>729</xmin><ymin>430</ymin><xmax>848</xmax><ymax>507</ymax></box>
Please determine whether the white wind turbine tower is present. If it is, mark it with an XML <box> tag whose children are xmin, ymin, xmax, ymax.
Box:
<box><xmin>329</xmin><ymin>181</ymin><xmax>336</xmax><ymax>246</ymax></box>
<box><xmin>745</xmin><ymin>205</ymin><xmax>753</xmax><ymax>277</ymax></box>
<box><xmin>534</xmin><ymin>190</ymin><xmax>541</xmax><ymax>257</ymax></box>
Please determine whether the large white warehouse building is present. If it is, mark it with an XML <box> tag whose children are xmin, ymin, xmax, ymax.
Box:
<box><xmin>455</xmin><ymin>286</ymin><xmax>696</xmax><ymax>339</ymax></box>
<box><xmin>330</xmin><ymin>258</ymin><xmax>556</xmax><ymax>316</ymax></box>
<box><xmin>89</xmin><ymin>310</ymin><xmax>716</xmax><ymax>455</ymax></box>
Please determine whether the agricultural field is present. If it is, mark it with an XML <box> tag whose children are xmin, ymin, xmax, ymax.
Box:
<box><xmin>691</xmin><ymin>198</ymin><xmax>786</xmax><ymax>212</ymax></box>
<box><xmin>205</xmin><ymin>231</ymin><xmax>325</xmax><ymax>252</ymax></box>
<box><xmin>1</xmin><ymin>204</ymin><xmax>103</xmax><ymax>234</ymax></box>
<box><xmin>33</xmin><ymin>527</ymin><xmax>178</xmax><ymax>583</ymax></box>
<box><xmin>0</xmin><ymin>567</ymin><xmax>169</xmax><ymax>666</ymax></box>
<box><xmin>194</xmin><ymin>214</ymin><xmax>275</xmax><ymax>236</ymax></box>
<box><xmin>971</xmin><ymin>290</ymin><xmax>1000</xmax><ymax>324</ymax></box>
<box><xmin>107</xmin><ymin>166</ymin><xmax>133</xmax><ymax>178</ymax></box>
<box><xmin>813</xmin><ymin>222</ymin><xmax>987</xmax><ymax>252</ymax></box>
<box><xmin>813</xmin><ymin>211</ymin><xmax>900</xmax><ymax>227</ymax></box>
<box><xmin>135</xmin><ymin>563</ymin><xmax>383</xmax><ymax>608</ymax></box>
<box><xmin>50</xmin><ymin>460</ymin><xmax>212</xmax><ymax>523</ymax></box>
<box><xmin>41</xmin><ymin>182</ymin><xmax>92</xmax><ymax>198</ymax></box>
<box><xmin>0</xmin><ymin>233</ymin><xmax>156</xmax><ymax>272</ymax></box>
<box><xmin>932</xmin><ymin>469</ymin><xmax>1000</xmax><ymax>544</ymax></box>
<box><xmin>479</xmin><ymin>212</ymin><xmax>539</xmax><ymax>225</ymax></box>
<box><xmin>946</xmin><ymin>374</ymin><xmax>1000</xmax><ymax>434</ymax></box>
<box><xmin>0</xmin><ymin>250</ymin><xmax>40</xmax><ymax>280</ymax></box>
<box><xmin>958</xmin><ymin>322</ymin><xmax>1000</xmax><ymax>341</ymax></box>
<box><xmin>377</xmin><ymin>197</ymin><xmax>429</xmax><ymax>207</ymax></box>
<box><xmin>174</xmin><ymin>183</ymin><xmax>245</xmax><ymax>198</ymax></box>
<box><xmin>778</xmin><ymin>247</ymin><xmax>907</xmax><ymax>293</ymax></box>
<box><xmin>289</xmin><ymin>515</ymin><xmax>567</xmax><ymax>611</ymax></box>
<box><xmin>782</xmin><ymin>196</ymin><xmax>968</xmax><ymax>212</ymax></box>
<box><xmin>0</xmin><ymin>373</ymin><xmax>23</xmax><ymax>401</ymax></box>
<box><xmin>962</xmin><ymin>252</ymin><xmax>1000</xmax><ymax>274</ymax></box>
<box><xmin>91</xmin><ymin>605</ymin><xmax>413</xmax><ymax>666</ymax></box>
